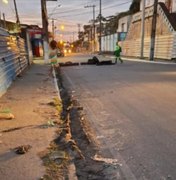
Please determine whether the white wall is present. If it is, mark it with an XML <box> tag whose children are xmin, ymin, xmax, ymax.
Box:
<box><xmin>117</xmin><ymin>15</ymin><xmax>132</xmax><ymax>32</ymax></box>
<box><xmin>173</xmin><ymin>0</ymin><xmax>176</xmax><ymax>12</ymax></box>
<box><xmin>140</xmin><ymin>0</ymin><xmax>176</xmax><ymax>12</ymax></box>
<box><xmin>140</xmin><ymin>0</ymin><xmax>164</xmax><ymax>10</ymax></box>
<box><xmin>101</xmin><ymin>34</ymin><xmax>118</xmax><ymax>52</ymax></box>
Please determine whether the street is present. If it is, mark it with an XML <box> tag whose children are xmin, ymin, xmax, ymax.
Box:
<box><xmin>1</xmin><ymin>0</ymin><xmax>176</xmax><ymax>179</ymax></box>
<box><xmin>61</xmin><ymin>54</ymin><xmax>176</xmax><ymax>180</ymax></box>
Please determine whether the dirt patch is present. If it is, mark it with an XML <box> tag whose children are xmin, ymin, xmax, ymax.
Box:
<box><xmin>52</xmin><ymin>67</ymin><xmax>124</xmax><ymax>180</ymax></box>
<box><xmin>39</xmin><ymin>97</ymin><xmax>70</xmax><ymax>180</ymax></box>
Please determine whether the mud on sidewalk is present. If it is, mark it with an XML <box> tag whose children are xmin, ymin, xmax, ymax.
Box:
<box><xmin>42</xmin><ymin>67</ymin><xmax>124</xmax><ymax>180</ymax></box>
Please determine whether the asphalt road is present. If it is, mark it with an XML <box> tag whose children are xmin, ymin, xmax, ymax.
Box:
<box><xmin>60</xmin><ymin>54</ymin><xmax>176</xmax><ymax>180</ymax></box>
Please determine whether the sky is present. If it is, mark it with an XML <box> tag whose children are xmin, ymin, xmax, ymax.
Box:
<box><xmin>0</xmin><ymin>0</ymin><xmax>133</xmax><ymax>41</ymax></box>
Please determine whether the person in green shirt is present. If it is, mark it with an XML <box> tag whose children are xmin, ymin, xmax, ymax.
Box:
<box><xmin>114</xmin><ymin>42</ymin><xmax>123</xmax><ymax>64</ymax></box>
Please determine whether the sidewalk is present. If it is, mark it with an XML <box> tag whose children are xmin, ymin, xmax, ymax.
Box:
<box><xmin>0</xmin><ymin>61</ymin><xmax>60</xmax><ymax>180</ymax></box>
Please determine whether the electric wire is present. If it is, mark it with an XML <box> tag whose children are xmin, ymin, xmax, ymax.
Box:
<box><xmin>52</xmin><ymin>1</ymin><xmax>132</xmax><ymax>18</ymax></box>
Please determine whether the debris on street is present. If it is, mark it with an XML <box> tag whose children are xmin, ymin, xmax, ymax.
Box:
<box><xmin>0</xmin><ymin>109</ymin><xmax>15</xmax><ymax>120</ymax></box>
<box><xmin>43</xmin><ymin>66</ymin><xmax>124</xmax><ymax>180</ymax></box>
<box><xmin>0</xmin><ymin>113</ymin><xmax>15</xmax><ymax>120</ymax></box>
<box><xmin>49</xmin><ymin>151</ymin><xmax>67</xmax><ymax>161</ymax></box>
<box><xmin>14</xmin><ymin>145</ymin><xmax>32</xmax><ymax>155</ymax></box>
<box><xmin>93</xmin><ymin>154</ymin><xmax>122</xmax><ymax>166</ymax></box>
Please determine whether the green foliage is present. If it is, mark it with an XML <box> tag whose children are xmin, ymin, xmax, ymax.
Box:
<box><xmin>129</xmin><ymin>0</ymin><xmax>141</xmax><ymax>13</ymax></box>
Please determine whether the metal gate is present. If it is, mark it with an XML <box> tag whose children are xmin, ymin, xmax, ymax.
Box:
<box><xmin>0</xmin><ymin>27</ymin><xmax>28</xmax><ymax>97</ymax></box>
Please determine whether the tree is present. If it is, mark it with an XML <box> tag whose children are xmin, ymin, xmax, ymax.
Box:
<box><xmin>129</xmin><ymin>0</ymin><xmax>141</xmax><ymax>13</ymax></box>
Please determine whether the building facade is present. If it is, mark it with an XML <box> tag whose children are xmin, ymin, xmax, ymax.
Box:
<box><xmin>140</xmin><ymin>0</ymin><xmax>176</xmax><ymax>12</ymax></box>
<box><xmin>117</xmin><ymin>15</ymin><xmax>132</xmax><ymax>33</ymax></box>
<box><xmin>121</xmin><ymin>1</ymin><xmax>176</xmax><ymax>60</ymax></box>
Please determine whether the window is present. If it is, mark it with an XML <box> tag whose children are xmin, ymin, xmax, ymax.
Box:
<box><xmin>121</xmin><ymin>23</ymin><xmax>125</xmax><ymax>32</ymax></box>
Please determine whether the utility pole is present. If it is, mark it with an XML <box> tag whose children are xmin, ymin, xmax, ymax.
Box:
<box><xmin>72</xmin><ymin>32</ymin><xmax>75</xmax><ymax>42</ymax></box>
<box><xmin>3</xmin><ymin>13</ymin><xmax>6</xmax><ymax>29</ymax></box>
<box><xmin>99</xmin><ymin>0</ymin><xmax>102</xmax><ymax>53</ymax></box>
<box><xmin>149</xmin><ymin>0</ymin><xmax>158</xmax><ymax>61</ymax></box>
<box><xmin>140</xmin><ymin>0</ymin><xmax>146</xmax><ymax>59</ymax></box>
<box><xmin>85</xmin><ymin>5</ymin><xmax>96</xmax><ymax>52</ymax></box>
<box><xmin>77</xmin><ymin>23</ymin><xmax>81</xmax><ymax>40</ymax></box>
<box><xmin>41</xmin><ymin>0</ymin><xmax>49</xmax><ymax>63</ymax></box>
<box><xmin>13</xmin><ymin>0</ymin><xmax>20</xmax><ymax>25</ymax></box>
<box><xmin>0</xmin><ymin>12</ymin><xmax>2</xmax><ymax>28</ymax></box>
<box><xmin>52</xmin><ymin>18</ymin><xmax>55</xmax><ymax>40</ymax></box>
<box><xmin>78</xmin><ymin>24</ymin><xmax>81</xmax><ymax>34</ymax></box>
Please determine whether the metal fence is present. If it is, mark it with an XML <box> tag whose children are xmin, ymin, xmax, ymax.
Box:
<box><xmin>0</xmin><ymin>27</ymin><xmax>28</xmax><ymax>97</ymax></box>
<box><xmin>101</xmin><ymin>34</ymin><xmax>118</xmax><ymax>52</ymax></box>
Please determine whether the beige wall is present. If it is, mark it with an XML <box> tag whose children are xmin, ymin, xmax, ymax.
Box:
<box><xmin>117</xmin><ymin>15</ymin><xmax>132</xmax><ymax>33</ymax></box>
<box><xmin>127</xmin><ymin>14</ymin><xmax>172</xmax><ymax>41</ymax></box>
<box><xmin>122</xmin><ymin>3</ymin><xmax>176</xmax><ymax>59</ymax></box>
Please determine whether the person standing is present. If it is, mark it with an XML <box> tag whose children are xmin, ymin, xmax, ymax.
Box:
<box><xmin>49</xmin><ymin>40</ymin><xmax>58</xmax><ymax>66</ymax></box>
<box><xmin>114</xmin><ymin>42</ymin><xmax>123</xmax><ymax>64</ymax></box>
<box><xmin>49</xmin><ymin>40</ymin><xmax>58</xmax><ymax>77</ymax></box>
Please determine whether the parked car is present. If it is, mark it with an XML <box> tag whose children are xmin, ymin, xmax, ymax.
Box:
<box><xmin>63</xmin><ymin>47</ymin><xmax>71</xmax><ymax>54</ymax></box>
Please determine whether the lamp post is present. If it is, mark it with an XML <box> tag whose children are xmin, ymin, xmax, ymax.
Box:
<box><xmin>84</xmin><ymin>5</ymin><xmax>96</xmax><ymax>52</ymax></box>
<box><xmin>48</xmin><ymin>5</ymin><xmax>61</xmax><ymax>40</ymax></box>
<box><xmin>41</xmin><ymin>0</ymin><xmax>57</xmax><ymax>63</ymax></box>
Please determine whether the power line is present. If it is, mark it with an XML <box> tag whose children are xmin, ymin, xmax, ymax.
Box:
<box><xmin>102</xmin><ymin>1</ymin><xmax>132</xmax><ymax>10</ymax></box>
<box><xmin>51</xmin><ymin>18</ymin><xmax>85</xmax><ymax>26</ymax></box>
<box><xmin>54</xmin><ymin>10</ymin><xmax>98</xmax><ymax>18</ymax></box>
<box><xmin>50</xmin><ymin>17</ymin><xmax>79</xmax><ymax>25</ymax></box>
<box><xmin>49</xmin><ymin>7</ymin><xmax>85</xmax><ymax>15</ymax></box>
<box><xmin>52</xmin><ymin>1</ymin><xmax>131</xmax><ymax>19</ymax></box>
<box><xmin>49</xmin><ymin>0</ymin><xmax>93</xmax><ymax>15</ymax></box>
<box><xmin>50</xmin><ymin>0</ymin><xmax>131</xmax><ymax>16</ymax></box>
<box><xmin>87</xmin><ymin>0</ymin><xmax>131</xmax><ymax>6</ymax></box>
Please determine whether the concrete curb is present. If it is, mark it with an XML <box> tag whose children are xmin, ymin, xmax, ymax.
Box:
<box><xmin>52</xmin><ymin>65</ymin><xmax>61</xmax><ymax>101</ymax></box>
<box><xmin>52</xmin><ymin>65</ymin><xmax>78</xmax><ymax>180</ymax></box>
<box><xmin>91</xmin><ymin>54</ymin><xmax>176</xmax><ymax>65</ymax></box>
<box><xmin>122</xmin><ymin>57</ymin><xmax>176</xmax><ymax>65</ymax></box>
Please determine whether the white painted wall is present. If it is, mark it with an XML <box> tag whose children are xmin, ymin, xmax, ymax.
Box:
<box><xmin>117</xmin><ymin>15</ymin><xmax>132</xmax><ymax>32</ymax></box>
<box><xmin>173</xmin><ymin>0</ymin><xmax>176</xmax><ymax>11</ymax></box>
<box><xmin>140</xmin><ymin>0</ymin><xmax>176</xmax><ymax>12</ymax></box>
<box><xmin>140</xmin><ymin>0</ymin><xmax>165</xmax><ymax>9</ymax></box>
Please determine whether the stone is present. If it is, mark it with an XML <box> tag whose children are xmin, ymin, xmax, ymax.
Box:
<box><xmin>0</xmin><ymin>113</ymin><xmax>15</xmax><ymax>120</ymax></box>
<box><xmin>49</xmin><ymin>151</ymin><xmax>66</xmax><ymax>161</ymax></box>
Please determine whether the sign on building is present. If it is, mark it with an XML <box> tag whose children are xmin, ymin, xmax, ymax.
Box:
<box><xmin>118</xmin><ymin>32</ymin><xmax>127</xmax><ymax>41</ymax></box>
